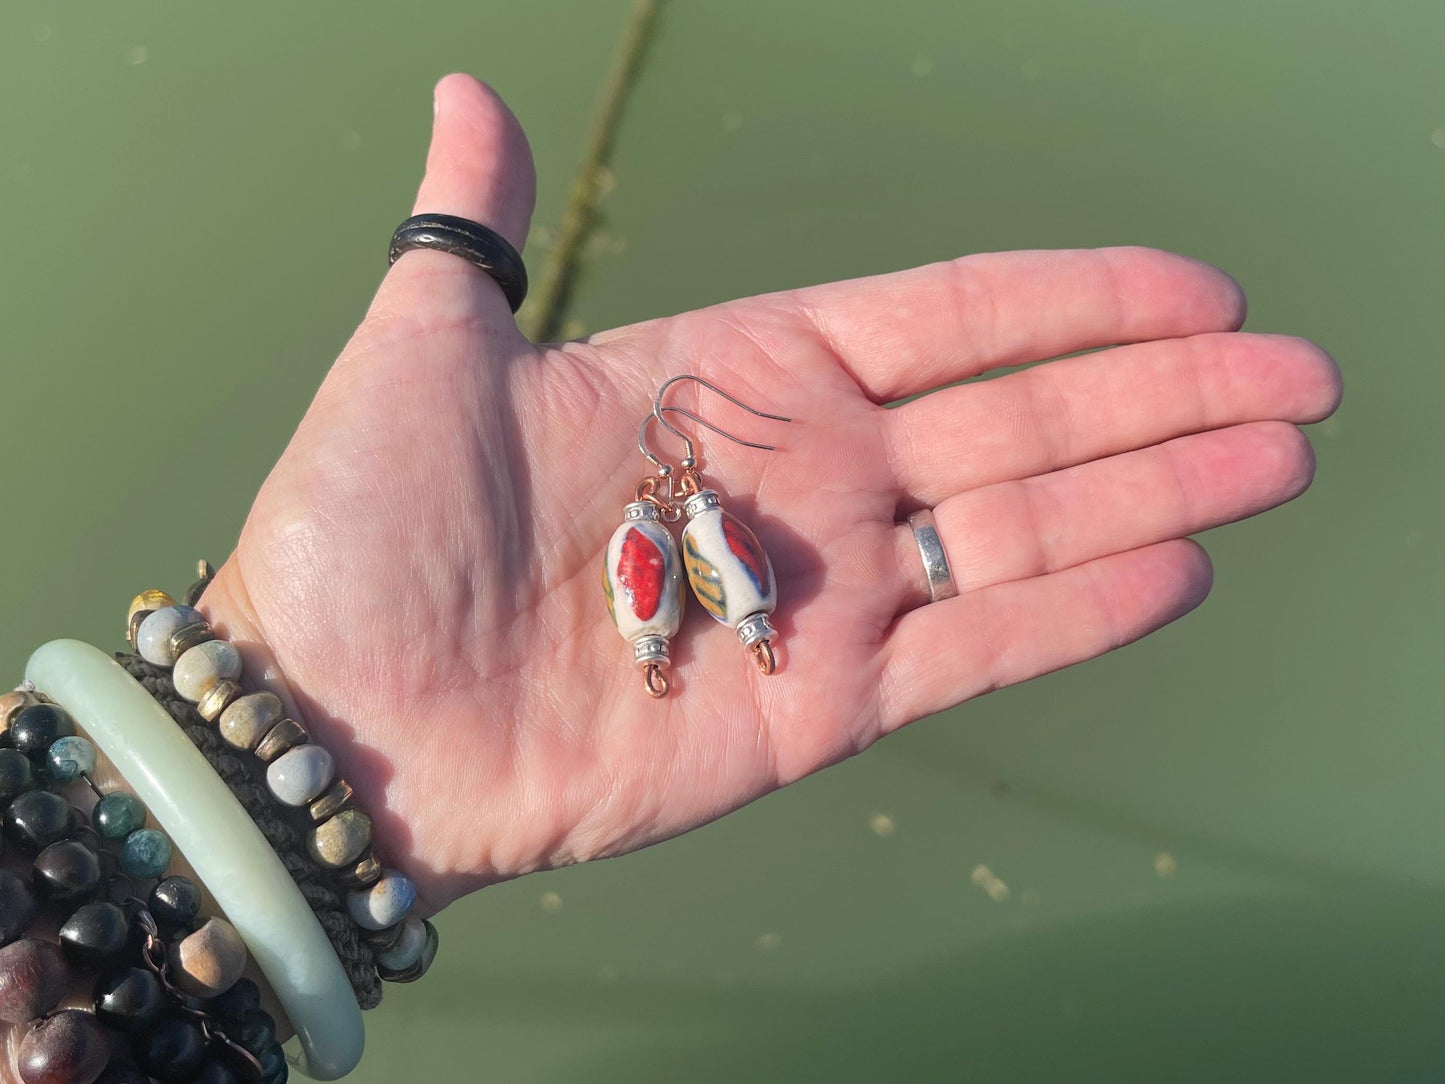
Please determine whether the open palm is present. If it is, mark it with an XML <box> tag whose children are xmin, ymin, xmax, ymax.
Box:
<box><xmin>199</xmin><ymin>76</ymin><xmax>1340</xmax><ymax>912</ymax></box>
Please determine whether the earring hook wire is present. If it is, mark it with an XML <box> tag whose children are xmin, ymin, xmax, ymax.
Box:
<box><xmin>649</xmin><ymin>375</ymin><xmax>791</xmax><ymax>465</ymax></box>
<box><xmin>653</xmin><ymin>374</ymin><xmax>791</xmax><ymax>425</ymax></box>
<box><xmin>637</xmin><ymin>411</ymin><xmax>676</xmax><ymax>476</ymax></box>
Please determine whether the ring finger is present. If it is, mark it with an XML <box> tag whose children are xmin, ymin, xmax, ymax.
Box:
<box><xmin>891</xmin><ymin>419</ymin><xmax>1314</xmax><ymax>612</ymax></box>
<box><xmin>886</xmin><ymin>331</ymin><xmax>1340</xmax><ymax>504</ymax></box>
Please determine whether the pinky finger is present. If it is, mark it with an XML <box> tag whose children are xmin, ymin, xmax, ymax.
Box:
<box><xmin>879</xmin><ymin>539</ymin><xmax>1213</xmax><ymax>731</ymax></box>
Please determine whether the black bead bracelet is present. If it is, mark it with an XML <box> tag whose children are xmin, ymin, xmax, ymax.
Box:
<box><xmin>0</xmin><ymin>691</ymin><xmax>287</xmax><ymax>1084</ymax></box>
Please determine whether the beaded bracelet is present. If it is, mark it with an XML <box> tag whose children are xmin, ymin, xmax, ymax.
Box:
<box><xmin>126</xmin><ymin>576</ymin><xmax>437</xmax><ymax>991</ymax></box>
<box><xmin>28</xmin><ymin>639</ymin><xmax>366</xmax><ymax>1080</ymax></box>
<box><xmin>118</xmin><ymin>653</ymin><xmax>384</xmax><ymax>1011</ymax></box>
<box><xmin>0</xmin><ymin>686</ymin><xmax>285</xmax><ymax>1084</ymax></box>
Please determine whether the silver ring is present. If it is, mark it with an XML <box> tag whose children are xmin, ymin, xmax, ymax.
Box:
<box><xmin>907</xmin><ymin>509</ymin><xmax>959</xmax><ymax>602</ymax></box>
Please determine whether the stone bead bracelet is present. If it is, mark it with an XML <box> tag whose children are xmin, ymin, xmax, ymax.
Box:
<box><xmin>128</xmin><ymin>586</ymin><xmax>436</xmax><ymax>987</ymax></box>
<box><xmin>118</xmin><ymin>653</ymin><xmax>385</xmax><ymax>1010</ymax></box>
<box><xmin>28</xmin><ymin>639</ymin><xmax>364</xmax><ymax>1079</ymax></box>
<box><xmin>0</xmin><ymin>684</ymin><xmax>283</xmax><ymax>1083</ymax></box>
<box><xmin>0</xmin><ymin>695</ymin><xmax>173</xmax><ymax>884</ymax></box>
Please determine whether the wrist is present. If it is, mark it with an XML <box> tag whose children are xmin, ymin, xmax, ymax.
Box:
<box><xmin>195</xmin><ymin>559</ymin><xmax>479</xmax><ymax>914</ymax></box>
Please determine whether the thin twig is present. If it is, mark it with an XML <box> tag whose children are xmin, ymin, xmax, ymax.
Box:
<box><xmin>519</xmin><ymin>0</ymin><xmax>664</xmax><ymax>342</ymax></box>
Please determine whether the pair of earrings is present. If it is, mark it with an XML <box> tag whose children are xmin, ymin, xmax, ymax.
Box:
<box><xmin>603</xmin><ymin>376</ymin><xmax>790</xmax><ymax>698</ymax></box>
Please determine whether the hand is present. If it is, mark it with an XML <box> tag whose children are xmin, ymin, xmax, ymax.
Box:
<box><xmin>199</xmin><ymin>74</ymin><xmax>1340</xmax><ymax>913</ymax></box>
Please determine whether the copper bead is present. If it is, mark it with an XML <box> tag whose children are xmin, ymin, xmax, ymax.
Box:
<box><xmin>332</xmin><ymin>850</ymin><xmax>383</xmax><ymax>889</ymax></box>
<box><xmin>254</xmin><ymin>719</ymin><xmax>308</xmax><ymax>763</ymax></box>
<box><xmin>196</xmin><ymin>680</ymin><xmax>243</xmax><ymax>723</ymax></box>
<box><xmin>308</xmin><ymin>778</ymin><xmax>353</xmax><ymax>823</ymax></box>
<box><xmin>166</xmin><ymin>621</ymin><xmax>216</xmax><ymax>661</ymax></box>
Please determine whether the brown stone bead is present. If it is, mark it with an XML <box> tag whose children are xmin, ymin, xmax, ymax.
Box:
<box><xmin>307</xmin><ymin>778</ymin><xmax>353</xmax><ymax>823</ymax></box>
<box><xmin>308</xmin><ymin>809</ymin><xmax>371</xmax><ymax>869</ymax></box>
<box><xmin>333</xmin><ymin>850</ymin><xmax>383</xmax><ymax>889</ymax></box>
<box><xmin>196</xmin><ymin>680</ymin><xmax>242</xmax><ymax>723</ymax></box>
<box><xmin>254</xmin><ymin>719</ymin><xmax>308</xmax><ymax>763</ymax></box>
<box><xmin>167</xmin><ymin>621</ymin><xmax>215</xmax><ymax>660</ymax></box>
<box><xmin>168</xmin><ymin>916</ymin><xmax>248</xmax><ymax>999</ymax></box>
<box><xmin>18</xmin><ymin>1009</ymin><xmax>109</xmax><ymax>1084</ymax></box>
<box><xmin>0</xmin><ymin>938</ymin><xmax>69</xmax><ymax>1024</ymax></box>
<box><xmin>218</xmin><ymin>692</ymin><xmax>284</xmax><ymax>751</ymax></box>
<box><xmin>0</xmin><ymin>690</ymin><xmax>39</xmax><ymax>739</ymax></box>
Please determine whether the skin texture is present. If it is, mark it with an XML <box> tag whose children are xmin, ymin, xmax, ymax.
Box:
<box><xmin>175</xmin><ymin>73</ymin><xmax>1344</xmax><ymax>920</ymax></box>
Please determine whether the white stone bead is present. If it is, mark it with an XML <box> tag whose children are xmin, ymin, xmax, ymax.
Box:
<box><xmin>347</xmin><ymin>869</ymin><xmax>417</xmax><ymax>931</ymax></box>
<box><xmin>374</xmin><ymin>915</ymin><xmax>427</xmax><ymax>970</ymax></box>
<box><xmin>266</xmin><ymin>744</ymin><xmax>335</xmax><ymax>807</ymax></box>
<box><xmin>603</xmin><ymin>512</ymin><xmax>684</xmax><ymax>643</ymax></box>
<box><xmin>171</xmin><ymin>639</ymin><xmax>242</xmax><ymax>702</ymax></box>
<box><xmin>136</xmin><ymin>606</ymin><xmax>205</xmax><ymax>667</ymax></box>
<box><xmin>681</xmin><ymin>493</ymin><xmax>777</xmax><ymax>628</ymax></box>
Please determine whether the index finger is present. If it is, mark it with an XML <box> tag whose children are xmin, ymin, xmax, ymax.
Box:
<box><xmin>779</xmin><ymin>246</ymin><xmax>1247</xmax><ymax>402</ymax></box>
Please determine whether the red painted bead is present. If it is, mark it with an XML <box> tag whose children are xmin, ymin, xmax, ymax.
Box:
<box><xmin>722</xmin><ymin>513</ymin><xmax>771</xmax><ymax>595</ymax></box>
<box><xmin>617</xmin><ymin>527</ymin><xmax>665</xmax><ymax>620</ymax></box>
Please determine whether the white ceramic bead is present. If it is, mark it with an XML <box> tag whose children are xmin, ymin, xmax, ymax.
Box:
<box><xmin>374</xmin><ymin>915</ymin><xmax>427</xmax><ymax>970</ymax></box>
<box><xmin>603</xmin><ymin>510</ymin><xmax>684</xmax><ymax>643</ymax></box>
<box><xmin>347</xmin><ymin>869</ymin><xmax>417</xmax><ymax>931</ymax></box>
<box><xmin>136</xmin><ymin>605</ymin><xmax>205</xmax><ymax>667</ymax></box>
<box><xmin>266</xmin><ymin>743</ymin><xmax>335</xmax><ymax>807</ymax></box>
<box><xmin>172</xmin><ymin>639</ymin><xmax>242</xmax><ymax>702</ymax></box>
<box><xmin>681</xmin><ymin>491</ymin><xmax>776</xmax><ymax>628</ymax></box>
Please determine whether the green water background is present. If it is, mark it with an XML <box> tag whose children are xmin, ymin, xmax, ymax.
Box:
<box><xmin>0</xmin><ymin>2</ymin><xmax>1440</xmax><ymax>1080</ymax></box>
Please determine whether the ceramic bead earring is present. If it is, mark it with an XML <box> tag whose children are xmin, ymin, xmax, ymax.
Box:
<box><xmin>602</xmin><ymin>423</ymin><xmax>688</xmax><ymax>698</ymax></box>
<box><xmin>652</xmin><ymin>376</ymin><xmax>791</xmax><ymax>675</ymax></box>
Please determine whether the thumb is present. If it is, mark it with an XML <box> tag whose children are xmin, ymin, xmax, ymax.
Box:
<box><xmin>371</xmin><ymin>74</ymin><xmax>537</xmax><ymax>329</ymax></box>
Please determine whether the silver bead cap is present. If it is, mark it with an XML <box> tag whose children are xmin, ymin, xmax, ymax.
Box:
<box><xmin>633</xmin><ymin>635</ymin><xmax>671</xmax><ymax>668</ymax></box>
<box><xmin>683</xmin><ymin>489</ymin><xmax>721</xmax><ymax>519</ymax></box>
<box><xmin>623</xmin><ymin>501</ymin><xmax>661</xmax><ymax>522</ymax></box>
<box><xmin>736</xmin><ymin>612</ymin><xmax>776</xmax><ymax>648</ymax></box>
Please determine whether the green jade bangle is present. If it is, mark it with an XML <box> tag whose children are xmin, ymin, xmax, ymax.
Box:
<box><xmin>26</xmin><ymin>639</ymin><xmax>365</xmax><ymax>1080</ymax></box>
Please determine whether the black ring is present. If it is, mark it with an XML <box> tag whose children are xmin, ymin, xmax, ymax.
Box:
<box><xmin>388</xmin><ymin>213</ymin><xmax>528</xmax><ymax>313</ymax></box>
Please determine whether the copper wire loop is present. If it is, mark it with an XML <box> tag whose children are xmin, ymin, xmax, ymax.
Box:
<box><xmin>138</xmin><ymin>914</ymin><xmax>266</xmax><ymax>1079</ymax></box>
<box><xmin>643</xmin><ymin>663</ymin><xmax>670</xmax><ymax>698</ymax></box>
<box><xmin>634</xmin><ymin>475</ymin><xmax>667</xmax><ymax>508</ymax></box>
<box><xmin>751</xmin><ymin>640</ymin><xmax>776</xmax><ymax>675</ymax></box>
<box><xmin>634</xmin><ymin>475</ymin><xmax>683</xmax><ymax>521</ymax></box>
